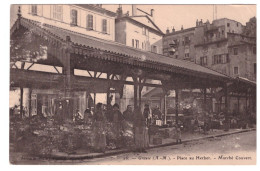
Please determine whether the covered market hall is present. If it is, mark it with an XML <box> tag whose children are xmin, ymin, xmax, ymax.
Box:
<box><xmin>10</xmin><ymin>13</ymin><xmax>256</xmax><ymax>154</ymax></box>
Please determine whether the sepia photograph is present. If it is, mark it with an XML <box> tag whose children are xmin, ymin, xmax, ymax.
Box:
<box><xmin>9</xmin><ymin>3</ymin><xmax>256</xmax><ymax>165</ymax></box>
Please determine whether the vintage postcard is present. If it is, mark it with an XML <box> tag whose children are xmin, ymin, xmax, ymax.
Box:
<box><xmin>9</xmin><ymin>4</ymin><xmax>256</xmax><ymax>165</ymax></box>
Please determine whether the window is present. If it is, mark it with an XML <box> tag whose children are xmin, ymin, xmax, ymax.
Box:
<box><xmin>53</xmin><ymin>5</ymin><xmax>63</xmax><ymax>21</ymax></box>
<box><xmin>102</xmin><ymin>19</ymin><xmax>107</xmax><ymax>33</ymax></box>
<box><xmin>184</xmin><ymin>36</ymin><xmax>190</xmax><ymax>44</ymax></box>
<box><xmin>152</xmin><ymin>46</ymin><xmax>157</xmax><ymax>53</ymax></box>
<box><xmin>237</xmin><ymin>22</ymin><xmax>239</xmax><ymax>27</ymax></box>
<box><xmin>234</xmin><ymin>67</ymin><xmax>239</xmax><ymax>75</ymax></box>
<box><xmin>227</xmin><ymin>23</ymin><xmax>230</xmax><ymax>27</ymax></box>
<box><xmin>222</xmin><ymin>30</ymin><xmax>224</xmax><ymax>35</ymax></box>
<box><xmin>132</xmin><ymin>39</ymin><xmax>135</xmax><ymax>47</ymax></box>
<box><xmin>254</xmin><ymin>63</ymin><xmax>256</xmax><ymax>74</ymax></box>
<box><xmin>200</xmin><ymin>56</ymin><xmax>207</xmax><ymax>66</ymax></box>
<box><xmin>213</xmin><ymin>54</ymin><xmax>230</xmax><ymax>65</ymax></box>
<box><xmin>233</xmin><ymin>48</ymin><xmax>238</xmax><ymax>55</ymax></box>
<box><xmin>184</xmin><ymin>48</ymin><xmax>190</xmax><ymax>58</ymax></box>
<box><xmin>70</xmin><ymin>9</ymin><xmax>77</xmax><ymax>26</ymax></box>
<box><xmin>31</xmin><ymin>5</ymin><xmax>37</xmax><ymax>15</ymax></box>
<box><xmin>135</xmin><ymin>40</ymin><xmax>139</xmax><ymax>48</ymax></box>
<box><xmin>142</xmin><ymin>27</ymin><xmax>147</xmax><ymax>35</ymax></box>
<box><xmin>87</xmin><ymin>14</ymin><xmax>94</xmax><ymax>29</ymax></box>
<box><xmin>226</xmin><ymin>54</ymin><xmax>230</xmax><ymax>63</ymax></box>
<box><xmin>253</xmin><ymin>46</ymin><xmax>256</xmax><ymax>54</ymax></box>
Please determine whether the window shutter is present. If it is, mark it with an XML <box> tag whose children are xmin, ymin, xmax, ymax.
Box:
<box><xmin>107</xmin><ymin>19</ymin><xmax>110</xmax><ymax>34</ymax></box>
<box><xmin>71</xmin><ymin>10</ymin><xmax>77</xmax><ymax>25</ymax></box>
<box><xmin>102</xmin><ymin>19</ymin><xmax>107</xmax><ymax>33</ymax></box>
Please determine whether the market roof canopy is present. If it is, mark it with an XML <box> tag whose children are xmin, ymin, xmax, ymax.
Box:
<box><xmin>11</xmin><ymin>17</ymin><xmax>229</xmax><ymax>81</ymax></box>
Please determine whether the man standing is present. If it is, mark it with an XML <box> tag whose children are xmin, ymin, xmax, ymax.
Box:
<box><xmin>143</xmin><ymin>104</ymin><xmax>151</xmax><ymax>126</ymax></box>
<box><xmin>112</xmin><ymin>103</ymin><xmax>124</xmax><ymax>148</ymax></box>
<box><xmin>123</xmin><ymin>105</ymin><xmax>133</xmax><ymax>122</ymax></box>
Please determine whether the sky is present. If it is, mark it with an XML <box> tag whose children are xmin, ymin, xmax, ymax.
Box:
<box><xmin>103</xmin><ymin>4</ymin><xmax>256</xmax><ymax>33</ymax></box>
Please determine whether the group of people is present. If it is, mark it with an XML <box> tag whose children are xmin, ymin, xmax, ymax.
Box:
<box><xmin>75</xmin><ymin>103</ymin><xmax>148</xmax><ymax>152</ymax></box>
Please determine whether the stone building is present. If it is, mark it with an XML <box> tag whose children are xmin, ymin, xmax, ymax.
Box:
<box><xmin>163</xmin><ymin>17</ymin><xmax>256</xmax><ymax>115</ymax></box>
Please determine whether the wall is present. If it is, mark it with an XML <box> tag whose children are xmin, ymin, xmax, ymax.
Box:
<box><xmin>163</xmin><ymin>29</ymin><xmax>196</xmax><ymax>61</ymax></box>
<box><xmin>20</xmin><ymin>5</ymin><xmax>115</xmax><ymax>41</ymax></box>
<box><xmin>124</xmin><ymin>20</ymin><xmax>163</xmax><ymax>54</ymax></box>
<box><xmin>213</xmin><ymin>18</ymin><xmax>243</xmax><ymax>34</ymax></box>
<box><xmin>115</xmin><ymin>20</ymin><xmax>126</xmax><ymax>44</ymax></box>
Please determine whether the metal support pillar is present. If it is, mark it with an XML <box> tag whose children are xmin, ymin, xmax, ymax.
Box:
<box><xmin>237</xmin><ymin>97</ymin><xmax>240</xmax><ymax>115</ymax></box>
<box><xmin>138</xmin><ymin>80</ymin><xmax>142</xmax><ymax>108</ymax></box>
<box><xmin>245</xmin><ymin>89</ymin><xmax>248</xmax><ymax>113</ymax></box>
<box><xmin>133</xmin><ymin>77</ymin><xmax>138</xmax><ymax>110</ymax></box>
<box><xmin>28</xmin><ymin>88</ymin><xmax>32</xmax><ymax>118</ymax></box>
<box><xmin>224</xmin><ymin>85</ymin><xmax>228</xmax><ymax>117</ymax></box>
<box><xmin>20</xmin><ymin>87</ymin><xmax>23</xmax><ymax>118</ymax></box>
<box><xmin>62</xmin><ymin>36</ymin><xmax>74</xmax><ymax>120</ymax></box>
<box><xmin>175</xmin><ymin>89</ymin><xmax>179</xmax><ymax>127</ymax></box>
<box><xmin>203</xmin><ymin>88</ymin><xmax>207</xmax><ymax>133</ymax></box>
<box><xmin>107</xmin><ymin>74</ymin><xmax>111</xmax><ymax>106</ymax></box>
<box><xmin>164</xmin><ymin>95</ymin><xmax>167</xmax><ymax>125</ymax></box>
<box><xmin>94</xmin><ymin>93</ymin><xmax>96</xmax><ymax>109</ymax></box>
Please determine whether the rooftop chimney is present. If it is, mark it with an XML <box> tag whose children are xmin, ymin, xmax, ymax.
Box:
<box><xmin>181</xmin><ymin>25</ymin><xmax>184</xmax><ymax>30</ymax></box>
<box><xmin>151</xmin><ymin>9</ymin><xmax>154</xmax><ymax>16</ymax></box>
<box><xmin>172</xmin><ymin>27</ymin><xmax>175</xmax><ymax>33</ymax></box>
<box><xmin>166</xmin><ymin>28</ymin><xmax>170</xmax><ymax>34</ymax></box>
<box><xmin>150</xmin><ymin>9</ymin><xmax>155</xmax><ymax>22</ymax></box>
<box><xmin>116</xmin><ymin>5</ymin><xmax>123</xmax><ymax>17</ymax></box>
<box><xmin>132</xmin><ymin>5</ymin><xmax>137</xmax><ymax>16</ymax></box>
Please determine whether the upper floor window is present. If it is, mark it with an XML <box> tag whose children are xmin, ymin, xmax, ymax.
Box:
<box><xmin>87</xmin><ymin>14</ymin><xmax>94</xmax><ymax>30</ymax></box>
<box><xmin>233</xmin><ymin>48</ymin><xmax>238</xmax><ymax>55</ymax></box>
<box><xmin>184</xmin><ymin>36</ymin><xmax>190</xmax><ymax>44</ymax></box>
<box><xmin>212</xmin><ymin>54</ymin><xmax>230</xmax><ymax>64</ymax></box>
<box><xmin>200</xmin><ymin>56</ymin><xmax>207</xmax><ymax>66</ymax></box>
<box><xmin>234</xmin><ymin>66</ymin><xmax>239</xmax><ymax>75</ymax></box>
<box><xmin>135</xmin><ymin>40</ymin><xmax>139</xmax><ymax>48</ymax></box>
<box><xmin>31</xmin><ymin>5</ymin><xmax>37</xmax><ymax>15</ymax></box>
<box><xmin>102</xmin><ymin>19</ymin><xmax>107</xmax><ymax>33</ymax></box>
<box><xmin>184</xmin><ymin>48</ymin><xmax>190</xmax><ymax>58</ymax></box>
<box><xmin>227</xmin><ymin>23</ymin><xmax>230</xmax><ymax>27</ymax></box>
<box><xmin>53</xmin><ymin>5</ymin><xmax>63</xmax><ymax>21</ymax></box>
<box><xmin>142</xmin><ymin>27</ymin><xmax>148</xmax><ymax>35</ymax></box>
<box><xmin>70</xmin><ymin>9</ymin><xmax>78</xmax><ymax>26</ymax></box>
<box><xmin>152</xmin><ymin>46</ymin><xmax>157</xmax><ymax>53</ymax></box>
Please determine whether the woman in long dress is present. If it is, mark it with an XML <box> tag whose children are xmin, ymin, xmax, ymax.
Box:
<box><xmin>93</xmin><ymin>103</ymin><xmax>106</xmax><ymax>152</ymax></box>
<box><xmin>133</xmin><ymin>107</ymin><xmax>148</xmax><ymax>152</ymax></box>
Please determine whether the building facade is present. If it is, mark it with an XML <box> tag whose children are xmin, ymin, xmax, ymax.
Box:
<box><xmin>19</xmin><ymin>4</ymin><xmax>116</xmax><ymax>41</ymax></box>
<box><xmin>163</xmin><ymin>17</ymin><xmax>256</xmax><ymax>115</ymax></box>
<box><xmin>115</xmin><ymin>5</ymin><xmax>164</xmax><ymax>54</ymax></box>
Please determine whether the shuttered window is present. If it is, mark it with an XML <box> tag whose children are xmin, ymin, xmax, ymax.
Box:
<box><xmin>53</xmin><ymin>5</ymin><xmax>63</xmax><ymax>21</ymax></box>
<box><xmin>70</xmin><ymin>9</ymin><xmax>77</xmax><ymax>26</ymax></box>
<box><xmin>31</xmin><ymin>5</ymin><xmax>37</xmax><ymax>15</ymax></box>
<box><xmin>87</xmin><ymin>14</ymin><xmax>93</xmax><ymax>29</ymax></box>
<box><xmin>102</xmin><ymin>19</ymin><xmax>107</xmax><ymax>33</ymax></box>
